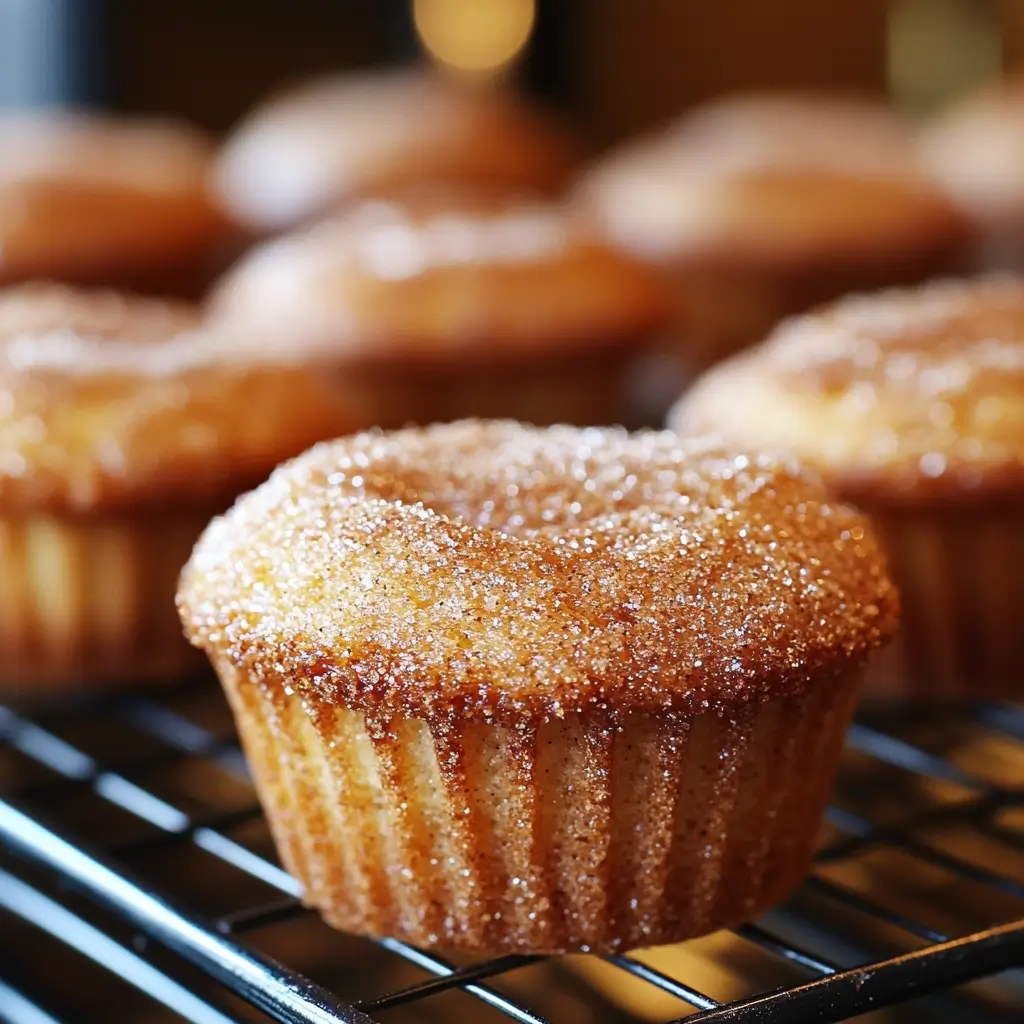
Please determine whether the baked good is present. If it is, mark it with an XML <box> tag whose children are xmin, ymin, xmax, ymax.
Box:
<box><xmin>670</xmin><ymin>275</ymin><xmax>1024</xmax><ymax>698</ymax></box>
<box><xmin>206</xmin><ymin>191</ymin><xmax>670</xmax><ymax>427</ymax></box>
<box><xmin>575</xmin><ymin>93</ymin><xmax>969</xmax><ymax>379</ymax></box>
<box><xmin>214</xmin><ymin>68</ymin><xmax>579</xmax><ymax>234</ymax></box>
<box><xmin>919</xmin><ymin>76</ymin><xmax>1024</xmax><ymax>269</ymax></box>
<box><xmin>0</xmin><ymin>284</ymin><xmax>359</xmax><ymax>689</ymax></box>
<box><xmin>0</xmin><ymin>111</ymin><xmax>227</xmax><ymax>295</ymax></box>
<box><xmin>178</xmin><ymin>420</ymin><xmax>897</xmax><ymax>953</ymax></box>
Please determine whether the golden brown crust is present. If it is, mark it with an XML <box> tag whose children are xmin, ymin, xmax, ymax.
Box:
<box><xmin>178</xmin><ymin>421</ymin><xmax>898</xmax><ymax>724</ymax></box>
<box><xmin>670</xmin><ymin>276</ymin><xmax>1024</xmax><ymax>501</ymax></box>
<box><xmin>574</xmin><ymin>93</ymin><xmax>969</xmax><ymax>270</ymax></box>
<box><xmin>206</xmin><ymin>192</ymin><xmax>670</xmax><ymax>363</ymax></box>
<box><xmin>0</xmin><ymin>284</ymin><xmax>363</xmax><ymax>513</ymax></box>
<box><xmin>0</xmin><ymin>112</ymin><xmax>226</xmax><ymax>288</ymax></box>
<box><xmin>214</xmin><ymin>69</ymin><xmax>580</xmax><ymax>233</ymax></box>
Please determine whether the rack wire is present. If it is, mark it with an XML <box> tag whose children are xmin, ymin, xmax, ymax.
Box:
<box><xmin>0</xmin><ymin>678</ymin><xmax>1022</xmax><ymax>1023</ymax></box>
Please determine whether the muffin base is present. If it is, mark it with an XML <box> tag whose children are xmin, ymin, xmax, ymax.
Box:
<box><xmin>664</xmin><ymin>243</ymin><xmax>967</xmax><ymax>378</ymax></box>
<box><xmin>332</xmin><ymin>345</ymin><xmax>646</xmax><ymax>429</ymax></box>
<box><xmin>970</xmin><ymin>225</ymin><xmax>1024</xmax><ymax>275</ymax></box>
<box><xmin>862</xmin><ymin>504</ymin><xmax>1023</xmax><ymax>700</ymax></box>
<box><xmin>0</xmin><ymin>510</ymin><xmax>210</xmax><ymax>689</ymax></box>
<box><xmin>217</xmin><ymin>658</ymin><xmax>863</xmax><ymax>953</ymax></box>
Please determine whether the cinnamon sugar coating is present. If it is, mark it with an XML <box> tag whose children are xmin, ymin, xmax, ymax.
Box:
<box><xmin>671</xmin><ymin>276</ymin><xmax>1024</xmax><ymax>499</ymax></box>
<box><xmin>206</xmin><ymin>193</ymin><xmax>669</xmax><ymax>363</ymax></box>
<box><xmin>0</xmin><ymin>284</ymin><xmax>361</xmax><ymax>512</ymax></box>
<box><xmin>179</xmin><ymin>421</ymin><xmax>898</xmax><ymax>724</ymax></box>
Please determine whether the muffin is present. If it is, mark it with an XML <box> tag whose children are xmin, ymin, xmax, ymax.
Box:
<box><xmin>670</xmin><ymin>276</ymin><xmax>1024</xmax><ymax>699</ymax></box>
<box><xmin>0</xmin><ymin>284</ymin><xmax>361</xmax><ymax>689</ymax></box>
<box><xmin>575</xmin><ymin>93</ymin><xmax>970</xmax><ymax>380</ymax></box>
<box><xmin>206</xmin><ymin>191</ymin><xmax>670</xmax><ymax>427</ymax></box>
<box><xmin>178</xmin><ymin>421</ymin><xmax>898</xmax><ymax>953</ymax></box>
<box><xmin>0</xmin><ymin>111</ymin><xmax>227</xmax><ymax>295</ymax></box>
<box><xmin>213</xmin><ymin>68</ymin><xmax>579</xmax><ymax>235</ymax></box>
<box><xmin>919</xmin><ymin>75</ymin><xmax>1024</xmax><ymax>269</ymax></box>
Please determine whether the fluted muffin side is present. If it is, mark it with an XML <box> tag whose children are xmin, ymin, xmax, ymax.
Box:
<box><xmin>863</xmin><ymin>507</ymin><xmax>1023</xmax><ymax>698</ymax></box>
<box><xmin>219</xmin><ymin>655</ymin><xmax>861</xmax><ymax>953</ymax></box>
<box><xmin>0</xmin><ymin>511</ymin><xmax>208</xmax><ymax>688</ymax></box>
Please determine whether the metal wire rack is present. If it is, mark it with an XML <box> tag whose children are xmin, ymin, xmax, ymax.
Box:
<box><xmin>0</xmin><ymin>677</ymin><xmax>1022</xmax><ymax>1023</ymax></box>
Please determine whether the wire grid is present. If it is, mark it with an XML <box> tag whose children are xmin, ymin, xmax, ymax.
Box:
<box><xmin>0</xmin><ymin>679</ymin><xmax>1022</xmax><ymax>1024</ymax></box>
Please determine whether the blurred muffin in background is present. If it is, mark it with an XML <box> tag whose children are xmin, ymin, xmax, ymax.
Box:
<box><xmin>207</xmin><ymin>189</ymin><xmax>670</xmax><ymax>427</ymax></box>
<box><xmin>670</xmin><ymin>275</ymin><xmax>1024</xmax><ymax>700</ymax></box>
<box><xmin>919</xmin><ymin>75</ymin><xmax>1024</xmax><ymax>270</ymax></box>
<box><xmin>0</xmin><ymin>112</ymin><xmax>228</xmax><ymax>296</ymax></box>
<box><xmin>213</xmin><ymin>68</ymin><xmax>580</xmax><ymax>235</ymax></box>
<box><xmin>0</xmin><ymin>283</ymin><xmax>361</xmax><ymax>691</ymax></box>
<box><xmin>575</xmin><ymin>93</ymin><xmax>970</xmax><ymax>384</ymax></box>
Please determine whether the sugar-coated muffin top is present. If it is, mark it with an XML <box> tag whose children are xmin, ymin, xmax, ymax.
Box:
<box><xmin>214</xmin><ymin>68</ymin><xmax>579</xmax><ymax>233</ymax></box>
<box><xmin>575</xmin><ymin>92</ymin><xmax>967</xmax><ymax>266</ymax></box>
<box><xmin>179</xmin><ymin>421</ymin><xmax>898</xmax><ymax>724</ymax></box>
<box><xmin>0</xmin><ymin>111</ymin><xmax>223</xmax><ymax>283</ymax></box>
<box><xmin>0</xmin><ymin>284</ymin><xmax>359</xmax><ymax>511</ymax></box>
<box><xmin>671</xmin><ymin>276</ymin><xmax>1024</xmax><ymax>500</ymax></box>
<box><xmin>207</xmin><ymin>192</ymin><xmax>670</xmax><ymax>361</ymax></box>
<box><xmin>919</xmin><ymin>75</ymin><xmax>1024</xmax><ymax>225</ymax></box>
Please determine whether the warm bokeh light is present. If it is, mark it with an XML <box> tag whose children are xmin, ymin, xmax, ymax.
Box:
<box><xmin>413</xmin><ymin>0</ymin><xmax>536</xmax><ymax>74</ymax></box>
<box><xmin>888</xmin><ymin>0</ymin><xmax>1002</xmax><ymax>114</ymax></box>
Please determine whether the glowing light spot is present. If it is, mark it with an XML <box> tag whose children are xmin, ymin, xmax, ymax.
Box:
<box><xmin>414</xmin><ymin>0</ymin><xmax>535</xmax><ymax>74</ymax></box>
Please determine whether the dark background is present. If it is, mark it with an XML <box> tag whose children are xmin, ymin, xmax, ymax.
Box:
<box><xmin>3</xmin><ymin>0</ymin><xmax>1024</xmax><ymax>145</ymax></box>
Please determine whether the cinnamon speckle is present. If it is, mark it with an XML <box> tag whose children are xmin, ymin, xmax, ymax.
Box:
<box><xmin>0</xmin><ymin>283</ymin><xmax>362</xmax><ymax>511</ymax></box>
<box><xmin>179</xmin><ymin>421</ymin><xmax>898</xmax><ymax>724</ymax></box>
<box><xmin>672</xmin><ymin>276</ymin><xmax>1024</xmax><ymax>498</ymax></box>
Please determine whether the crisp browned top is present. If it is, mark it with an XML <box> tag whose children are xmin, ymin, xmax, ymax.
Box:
<box><xmin>671</xmin><ymin>276</ymin><xmax>1024</xmax><ymax>500</ymax></box>
<box><xmin>575</xmin><ymin>92</ymin><xmax>967</xmax><ymax>266</ymax></box>
<box><xmin>206</xmin><ymin>193</ymin><xmax>670</xmax><ymax>361</ymax></box>
<box><xmin>0</xmin><ymin>111</ymin><xmax>223</xmax><ymax>281</ymax></box>
<box><xmin>214</xmin><ymin>68</ymin><xmax>579</xmax><ymax>232</ymax></box>
<box><xmin>0</xmin><ymin>284</ymin><xmax>363</xmax><ymax>512</ymax></box>
<box><xmin>179</xmin><ymin>421</ymin><xmax>898</xmax><ymax>723</ymax></box>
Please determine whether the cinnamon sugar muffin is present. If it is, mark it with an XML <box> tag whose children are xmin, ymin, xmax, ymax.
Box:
<box><xmin>207</xmin><ymin>192</ymin><xmax>669</xmax><ymax>427</ymax></box>
<box><xmin>671</xmin><ymin>276</ymin><xmax>1024</xmax><ymax>698</ymax></box>
<box><xmin>214</xmin><ymin>68</ymin><xmax>579</xmax><ymax>234</ymax></box>
<box><xmin>576</xmin><ymin>93</ymin><xmax>969</xmax><ymax>378</ymax></box>
<box><xmin>920</xmin><ymin>76</ymin><xmax>1024</xmax><ymax>269</ymax></box>
<box><xmin>0</xmin><ymin>112</ymin><xmax>227</xmax><ymax>295</ymax></box>
<box><xmin>178</xmin><ymin>421</ymin><xmax>897</xmax><ymax>953</ymax></box>
<box><xmin>0</xmin><ymin>284</ymin><xmax>359</xmax><ymax>688</ymax></box>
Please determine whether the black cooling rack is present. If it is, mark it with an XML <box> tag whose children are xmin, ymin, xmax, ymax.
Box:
<box><xmin>0</xmin><ymin>679</ymin><xmax>1022</xmax><ymax>1024</ymax></box>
